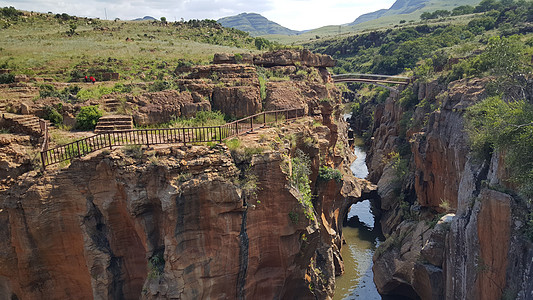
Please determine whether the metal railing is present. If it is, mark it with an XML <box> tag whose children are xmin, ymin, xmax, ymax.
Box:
<box><xmin>40</xmin><ymin>107</ymin><xmax>305</xmax><ymax>169</ymax></box>
<box><xmin>331</xmin><ymin>73</ymin><xmax>411</xmax><ymax>85</ymax></box>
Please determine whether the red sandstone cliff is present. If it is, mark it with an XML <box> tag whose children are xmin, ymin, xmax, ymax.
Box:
<box><xmin>0</xmin><ymin>112</ymin><xmax>373</xmax><ymax>299</ymax></box>
<box><xmin>357</xmin><ymin>78</ymin><xmax>533</xmax><ymax>299</ymax></box>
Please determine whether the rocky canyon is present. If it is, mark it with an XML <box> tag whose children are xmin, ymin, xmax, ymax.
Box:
<box><xmin>0</xmin><ymin>50</ymin><xmax>377</xmax><ymax>299</ymax></box>
<box><xmin>349</xmin><ymin>77</ymin><xmax>533</xmax><ymax>300</ymax></box>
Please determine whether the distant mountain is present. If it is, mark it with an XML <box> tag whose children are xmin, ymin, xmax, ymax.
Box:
<box><xmin>349</xmin><ymin>0</ymin><xmax>429</xmax><ymax>25</ymax></box>
<box><xmin>218</xmin><ymin>13</ymin><xmax>300</xmax><ymax>36</ymax></box>
<box><xmin>348</xmin><ymin>9</ymin><xmax>388</xmax><ymax>26</ymax></box>
<box><xmin>133</xmin><ymin>16</ymin><xmax>156</xmax><ymax>21</ymax></box>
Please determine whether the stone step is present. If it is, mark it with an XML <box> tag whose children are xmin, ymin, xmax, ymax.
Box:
<box><xmin>95</xmin><ymin>123</ymin><xmax>133</xmax><ymax>129</ymax></box>
<box><xmin>97</xmin><ymin>121</ymin><xmax>132</xmax><ymax>126</ymax></box>
<box><xmin>110</xmin><ymin>125</ymin><xmax>133</xmax><ymax>130</ymax></box>
<box><xmin>94</xmin><ymin>115</ymin><xmax>134</xmax><ymax>132</ymax></box>
<box><xmin>95</xmin><ymin>127</ymin><xmax>114</xmax><ymax>130</ymax></box>
<box><xmin>20</xmin><ymin>119</ymin><xmax>40</xmax><ymax>125</ymax></box>
<box><xmin>10</xmin><ymin>114</ymin><xmax>34</xmax><ymax>119</ymax></box>
<box><xmin>99</xmin><ymin>115</ymin><xmax>133</xmax><ymax>120</ymax></box>
<box><xmin>95</xmin><ymin>126</ymin><xmax>133</xmax><ymax>133</ymax></box>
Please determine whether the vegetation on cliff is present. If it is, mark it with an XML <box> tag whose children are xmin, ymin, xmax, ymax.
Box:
<box><xmin>466</xmin><ymin>96</ymin><xmax>533</xmax><ymax>199</ymax></box>
<box><xmin>307</xmin><ymin>0</ymin><xmax>532</xmax><ymax>75</ymax></box>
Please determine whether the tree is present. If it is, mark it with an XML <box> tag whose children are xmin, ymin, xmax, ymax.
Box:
<box><xmin>480</xmin><ymin>35</ymin><xmax>525</xmax><ymax>77</ymax></box>
<box><xmin>160</xmin><ymin>16</ymin><xmax>167</xmax><ymax>23</ymax></box>
<box><xmin>452</xmin><ymin>5</ymin><xmax>475</xmax><ymax>16</ymax></box>
<box><xmin>474</xmin><ymin>0</ymin><xmax>501</xmax><ymax>13</ymax></box>
<box><xmin>420</xmin><ymin>12</ymin><xmax>434</xmax><ymax>20</ymax></box>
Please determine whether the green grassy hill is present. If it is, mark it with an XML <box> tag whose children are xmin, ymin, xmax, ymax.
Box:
<box><xmin>305</xmin><ymin>0</ymin><xmax>532</xmax><ymax>76</ymax></box>
<box><xmin>218</xmin><ymin>13</ymin><xmax>299</xmax><ymax>36</ymax></box>
<box><xmin>263</xmin><ymin>0</ymin><xmax>483</xmax><ymax>44</ymax></box>
<box><xmin>0</xmin><ymin>9</ymin><xmax>260</xmax><ymax>82</ymax></box>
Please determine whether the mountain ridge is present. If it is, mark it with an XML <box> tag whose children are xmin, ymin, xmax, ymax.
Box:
<box><xmin>349</xmin><ymin>0</ymin><xmax>430</xmax><ymax>26</ymax></box>
<box><xmin>132</xmin><ymin>16</ymin><xmax>156</xmax><ymax>21</ymax></box>
<box><xmin>218</xmin><ymin>13</ymin><xmax>300</xmax><ymax>36</ymax></box>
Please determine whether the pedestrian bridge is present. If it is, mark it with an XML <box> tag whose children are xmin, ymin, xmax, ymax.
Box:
<box><xmin>332</xmin><ymin>73</ymin><xmax>411</xmax><ymax>92</ymax></box>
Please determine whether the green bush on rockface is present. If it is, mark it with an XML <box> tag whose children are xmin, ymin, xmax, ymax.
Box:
<box><xmin>318</xmin><ymin>166</ymin><xmax>343</xmax><ymax>183</ymax></box>
<box><xmin>44</xmin><ymin>105</ymin><xmax>63</xmax><ymax>126</ymax></box>
<box><xmin>76</xmin><ymin>105</ymin><xmax>102</xmax><ymax>131</ymax></box>
<box><xmin>290</xmin><ymin>150</ymin><xmax>315</xmax><ymax>221</ymax></box>
<box><xmin>466</xmin><ymin>96</ymin><xmax>533</xmax><ymax>199</ymax></box>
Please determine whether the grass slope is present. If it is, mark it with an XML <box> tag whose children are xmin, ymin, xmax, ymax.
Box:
<box><xmin>0</xmin><ymin>11</ymin><xmax>259</xmax><ymax>81</ymax></box>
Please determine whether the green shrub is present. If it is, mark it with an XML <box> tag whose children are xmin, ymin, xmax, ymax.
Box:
<box><xmin>0</xmin><ymin>6</ymin><xmax>22</xmax><ymax>20</ymax></box>
<box><xmin>43</xmin><ymin>105</ymin><xmax>63</xmax><ymax>126</ymax></box>
<box><xmin>225</xmin><ymin>138</ymin><xmax>241</xmax><ymax>151</ymax></box>
<box><xmin>398</xmin><ymin>87</ymin><xmax>418</xmax><ymax>109</ymax></box>
<box><xmin>0</xmin><ymin>73</ymin><xmax>14</xmax><ymax>84</ymax></box>
<box><xmin>467</xmin><ymin>16</ymin><xmax>496</xmax><ymax>34</ymax></box>
<box><xmin>234</xmin><ymin>53</ymin><xmax>243</xmax><ymax>63</ymax></box>
<box><xmin>452</xmin><ymin>5</ymin><xmax>475</xmax><ymax>16</ymax></box>
<box><xmin>76</xmin><ymin>105</ymin><xmax>102</xmax><ymax>130</ymax></box>
<box><xmin>289</xmin><ymin>211</ymin><xmax>299</xmax><ymax>224</ymax></box>
<box><xmin>169</xmin><ymin>110</ymin><xmax>226</xmax><ymax>128</ymax></box>
<box><xmin>390</xmin><ymin>151</ymin><xmax>409</xmax><ymax>183</ymax></box>
<box><xmin>39</xmin><ymin>84</ymin><xmax>81</xmax><ymax>101</ymax></box>
<box><xmin>290</xmin><ymin>150</ymin><xmax>315</xmax><ymax>221</ymax></box>
<box><xmin>148</xmin><ymin>80</ymin><xmax>171</xmax><ymax>92</ymax></box>
<box><xmin>258</xmin><ymin>75</ymin><xmax>267</xmax><ymax>100</ymax></box>
<box><xmin>148</xmin><ymin>252</ymin><xmax>165</xmax><ymax>279</ymax></box>
<box><xmin>240</xmin><ymin>172</ymin><xmax>259</xmax><ymax>200</ymax></box>
<box><xmin>318</xmin><ymin>166</ymin><xmax>343</xmax><ymax>182</ymax></box>
<box><xmin>39</xmin><ymin>84</ymin><xmax>59</xmax><ymax>98</ymax></box>
<box><xmin>479</xmin><ymin>35</ymin><xmax>528</xmax><ymax>77</ymax></box>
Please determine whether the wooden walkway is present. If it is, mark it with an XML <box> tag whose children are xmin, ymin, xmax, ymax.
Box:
<box><xmin>40</xmin><ymin>108</ymin><xmax>305</xmax><ymax>169</ymax></box>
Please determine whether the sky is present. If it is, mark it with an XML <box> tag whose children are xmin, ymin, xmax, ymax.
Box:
<box><xmin>2</xmin><ymin>0</ymin><xmax>396</xmax><ymax>31</ymax></box>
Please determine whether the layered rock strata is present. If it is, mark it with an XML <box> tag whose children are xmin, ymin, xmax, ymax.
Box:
<box><xmin>352</xmin><ymin>78</ymin><xmax>533</xmax><ymax>299</ymax></box>
<box><xmin>0</xmin><ymin>110</ymin><xmax>373</xmax><ymax>299</ymax></box>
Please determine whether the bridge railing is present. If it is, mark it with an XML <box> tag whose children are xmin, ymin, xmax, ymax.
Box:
<box><xmin>40</xmin><ymin>107</ymin><xmax>305</xmax><ymax>169</ymax></box>
<box><xmin>331</xmin><ymin>73</ymin><xmax>411</xmax><ymax>85</ymax></box>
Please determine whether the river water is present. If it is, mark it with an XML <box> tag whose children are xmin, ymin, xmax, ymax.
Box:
<box><xmin>333</xmin><ymin>140</ymin><xmax>385</xmax><ymax>300</ymax></box>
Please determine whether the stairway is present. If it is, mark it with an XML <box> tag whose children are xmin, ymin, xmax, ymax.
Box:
<box><xmin>1</xmin><ymin>113</ymin><xmax>46</xmax><ymax>136</ymax></box>
<box><xmin>95</xmin><ymin>115</ymin><xmax>134</xmax><ymax>132</ymax></box>
<box><xmin>103</xmin><ymin>98</ymin><xmax>121</xmax><ymax>112</ymax></box>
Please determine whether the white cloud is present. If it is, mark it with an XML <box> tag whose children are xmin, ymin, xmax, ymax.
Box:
<box><xmin>3</xmin><ymin>0</ymin><xmax>395</xmax><ymax>30</ymax></box>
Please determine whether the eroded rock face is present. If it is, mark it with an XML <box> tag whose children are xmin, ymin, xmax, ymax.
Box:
<box><xmin>411</xmin><ymin>79</ymin><xmax>486</xmax><ymax>211</ymax></box>
<box><xmin>212</xmin><ymin>86</ymin><xmax>261</xmax><ymax>118</ymax></box>
<box><xmin>131</xmin><ymin>90</ymin><xmax>211</xmax><ymax>126</ymax></box>
<box><xmin>213</xmin><ymin>50</ymin><xmax>335</xmax><ymax>68</ymax></box>
<box><xmin>0</xmin><ymin>110</ymin><xmax>368</xmax><ymax>299</ymax></box>
<box><xmin>0</xmin><ymin>134</ymin><xmax>37</xmax><ymax>190</ymax></box>
<box><xmin>178</xmin><ymin>64</ymin><xmax>263</xmax><ymax>118</ymax></box>
<box><xmin>254</xmin><ymin>49</ymin><xmax>336</xmax><ymax>68</ymax></box>
<box><xmin>359</xmin><ymin>78</ymin><xmax>533</xmax><ymax>300</ymax></box>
